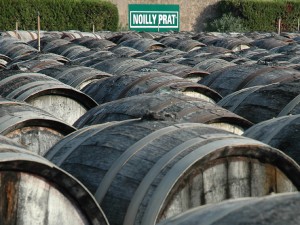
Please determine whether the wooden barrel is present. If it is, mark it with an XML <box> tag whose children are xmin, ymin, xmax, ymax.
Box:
<box><xmin>92</xmin><ymin>58</ymin><xmax>152</xmax><ymax>75</ymax></box>
<box><xmin>2</xmin><ymin>30</ymin><xmax>39</xmax><ymax>41</ymax></box>
<box><xmin>162</xmin><ymin>38</ymin><xmax>206</xmax><ymax>52</ymax></box>
<box><xmin>183</xmin><ymin>46</ymin><xmax>231</xmax><ymax>58</ymax></box>
<box><xmin>61</xmin><ymin>31</ymin><xmax>102</xmax><ymax>40</ymax></box>
<box><xmin>6</xmin><ymin>52</ymin><xmax>67</xmax><ymax>72</ymax></box>
<box><xmin>257</xmin><ymin>53</ymin><xmax>294</xmax><ymax>66</ymax></box>
<box><xmin>157</xmin><ymin>192</ymin><xmax>300</xmax><ymax>225</ymax></box>
<box><xmin>109</xmin><ymin>32</ymin><xmax>143</xmax><ymax>44</ymax></box>
<box><xmin>0</xmin><ymin>97</ymin><xmax>76</xmax><ymax>155</ymax></box>
<box><xmin>243</xmin><ymin>114</ymin><xmax>300</xmax><ymax>164</ymax></box>
<box><xmin>202</xmin><ymin>37</ymin><xmax>251</xmax><ymax>52</ymax></box>
<box><xmin>0</xmin><ymin>135</ymin><xmax>108</xmax><ymax>225</ymax></box>
<box><xmin>45</xmin><ymin>119</ymin><xmax>300</xmax><ymax>225</ymax></box>
<box><xmin>28</xmin><ymin>36</ymin><xmax>61</xmax><ymax>50</ymax></box>
<box><xmin>42</xmin><ymin>39</ymin><xmax>71</xmax><ymax>52</ymax></box>
<box><xmin>47</xmin><ymin>43</ymin><xmax>91</xmax><ymax>60</ymax></box>
<box><xmin>193</xmin><ymin>58</ymin><xmax>236</xmax><ymax>73</ymax></box>
<box><xmin>72</xmin><ymin>50</ymin><xmax>116</xmax><ymax>66</ymax></box>
<box><xmin>71</xmin><ymin>37</ymin><xmax>116</xmax><ymax>50</ymax></box>
<box><xmin>119</xmin><ymin>38</ymin><xmax>166</xmax><ymax>52</ymax></box>
<box><xmin>74</xmin><ymin>92</ymin><xmax>252</xmax><ymax>134</ymax></box>
<box><xmin>238</xmin><ymin>48</ymin><xmax>269</xmax><ymax>61</ymax></box>
<box><xmin>252</xmin><ymin>37</ymin><xmax>290</xmax><ymax>50</ymax></box>
<box><xmin>39</xmin><ymin>65</ymin><xmax>112</xmax><ymax>90</ymax></box>
<box><xmin>174</xmin><ymin>51</ymin><xmax>237</xmax><ymax>68</ymax></box>
<box><xmin>135</xmin><ymin>47</ymin><xmax>184</xmax><ymax>62</ymax></box>
<box><xmin>0</xmin><ymin>54</ymin><xmax>11</xmax><ymax>68</ymax></box>
<box><xmin>134</xmin><ymin>63</ymin><xmax>209</xmax><ymax>82</ymax></box>
<box><xmin>218</xmin><ymin>79</ymin><xmax>300</xmax><ymax>124</ymax></box>
<box><xmin>0</xmin><ymin>39</ymin><xmax>38</xmax><ymax>59</ymax></box>
<box><xmin>199</xmin><ymin>64</ymin><xmax>300</xmax><ymax>97</ymax></box>
<box><xmin>0</xmin><ymin>71</ymin><xmax>98</xmax><ymax>125</ymax></box>
<box><xmin>110</xmin><ymin>45</ymin><xmax>142</xmax><ymax>57</ymax></box>
<box><xmin>82</xmin><ymin>71</ymin><xmax>222</xmax><ymax>104</ymax></box>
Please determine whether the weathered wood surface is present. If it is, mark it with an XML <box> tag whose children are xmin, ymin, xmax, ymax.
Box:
<box><xmin>199</xmin><ymin>64</ymin><xmax>300</xmax><ymax>97</ymax></box>
<box><xmin>0</xmin><ymin>97</ymin><xmax>75</xmax><ymax>154</ymax></box>
<box><xmin>0</xmin><ymin>71</ymin><xmax>98</xmax><ymax>125</ymax></box>
<box><xmin>157</xmin><ymin>37</ymin><xmax>205</xmax><ymax>52</ymax></box>
<box><xmin>110</xmin><ymin>45</ymin><xmax>142</xmax><ymax>57</ymax></box>
<box><xmin>243</xmin><ymin>114</ymin><xmax>300</xmax><ymax>164</ymax></box>
<box><xmin>193</xmin><ymin>58</ymin><xmax>236</xmax><ymax>73</ymax></box>
<box><xmin>5</xmin><ymin>51</ymin><xmax>68</xmax><ymax>72</ymax></box>
<box><xmin>133</xmin><ymin>62</ymin><xmax>209</xmax><ymax>82</ymax></box>
<box><xmin>0</xmin><ymin>136</ymin><xmax>108</xmax><ymax>225</ymax></box>
<box><xmin>74</xmin><ymin>92</ymin><xmax>252</xmax><ymax>134</ymax></box>
<box><xmin>72</xmin><ymin>37</ymin><xmax>116</xmax><ymax>50</ymax></box>
<box><xmin>200</xmin><ymin>37</ymin><xmax>251</xmax><ymax>52</ymax></box>
<box><xmin>45</xmin><ymin>120</ymin><xmax>300</xmax><ymax>225</ymax></box>
<box><xmin>44</xmin><ymin>42</ymin><xmax>90</xmax><ymax>60</ymax></box>
<box><xmin>39</xmin><ymin>65</ymin><xmax>112</xmax><ymax>90</ymax></box>
<box><xmin>252</xmin><ymin>37</ymin><xmax>290</xmax><ymax>50</ymax></box>
<box><xmin>92</xmin><ymin>57</ymin><xmax>151</xmax><ymax>75</ymax></box>
<box><xmin>72</xmin><ymin>50</ymin><xmax>116</xmax><ymax>66</ymax></box>
<box><xmin>135</xmin><ymin>47</ymin><xmax>184</xmax><ymax>62</ymax></box>
<box><xmin>82</xmin><ymin>71</ymin><xmax>222</xmax><ymax>105</ymax></box>
<box><xmin>118</xmin><ymin>37</ymin><xmax>166</xmax><ymax>52</ymax></box>
<box><xmin>158</xmin><ymin>192</ymin><xmax>300</xmax><ymax>225</ymax></box>
<box><xmin>218</xmin><ymin>79</ymin><xmax>300</xmax><ymax>124</ymax></box>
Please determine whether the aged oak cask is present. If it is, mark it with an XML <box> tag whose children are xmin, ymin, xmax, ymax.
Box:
<box><xmin>0</xmin><ymin>135</ymin><xmax>108</xmax><ymax>225</ymax></box>
<box><xmin>243</xmin><ymin>114</ymin><xmax>300</xmax><ymax>164</ymax></box>
<box><xmin>45</xmin><ymin>120</ymin><xmax>300</xmax><ymax>225</ymax></box>
<box><xmin>0</xmin><ymin>97</ymin><xmax>75</xmax><ymax>155</ymax></box>
<box><xmin>157</xmin><ymin>192</ymin><xmax>300</xmax><ymax>225</ymax></box>
<box><xmin>0</xmin><ymin>71</ymin><xmax>97</xmax><ymax>125</ymax></box>
<box><xmin>74</xmin><ymin>92</ymin><xmax>252</xmax><ymax>134</ymax></box>
<box><xmin>82</xmin><ymin>71</ymin><xmax>222</xmax><ymax>104</ymax></box>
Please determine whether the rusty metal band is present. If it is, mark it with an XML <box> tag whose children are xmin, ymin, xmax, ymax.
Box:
<box><xmin>278</xmin><ymin>93</ymin><xmax>300</xmax><ymax>117</ymax></box>
<box><xmin>94</xmin><ymin>123</ymin><xmax>202</xmax><ymax>203</ymax></box>
<box><xmin>141</xmin><ymin>137</ymin><xmax>269</xmax><ymax>225</ymax></box>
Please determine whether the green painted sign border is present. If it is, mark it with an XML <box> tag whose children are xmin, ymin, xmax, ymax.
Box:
<box><xmin>128</xmin><ymin>4</ymin><xmax>180</xmax><ymax>32</ymax></box>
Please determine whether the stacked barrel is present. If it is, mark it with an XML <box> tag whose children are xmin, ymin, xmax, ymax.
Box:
<box><xmin>1</xmin><ymin>30</ymin><xmax>300</xmax><ymax>225</ymax></box>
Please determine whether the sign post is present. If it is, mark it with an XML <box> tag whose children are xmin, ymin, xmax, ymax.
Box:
<box><xmin>128</xmin><ymin>4</ymin><xmax>180</xmax><ymax>32</ymax></box>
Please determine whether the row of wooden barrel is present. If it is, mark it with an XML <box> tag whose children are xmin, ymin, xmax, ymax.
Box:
<box><xmin>1</xmin><ymin>31</ymin><xmax>300</xmax><ymax>225</ymax></box>
<box><xmin>1</xmin><ymin>116</ymin><xmax>300</xmax><ymax>225</ymax></box>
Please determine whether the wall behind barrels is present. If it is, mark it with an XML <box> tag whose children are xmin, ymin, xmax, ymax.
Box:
<box><xmin>109</xmin><ymin>0</ymin><xmax>221</xmax><ymax>31</ymax></box>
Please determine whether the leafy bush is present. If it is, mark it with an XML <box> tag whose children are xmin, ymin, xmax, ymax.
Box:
<box><xmin>205</xmin><ymin>13</ymin><xmax>247</xmax><ymax>32</ymax></box>
<box><xmin>0</xmin><ymin>0</ymin><xmax>119</xmax><ymax>31</ymax></box>
<box><xmin>216</xmin><ymin>0</ymin><xmax>300</xmax><ymax>32</ymax></box>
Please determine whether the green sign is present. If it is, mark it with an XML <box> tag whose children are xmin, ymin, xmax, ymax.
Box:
<box><xmin>128</xmin><ymin>4</ymin><xmax>180</xmax><ymax>32</ymax></box>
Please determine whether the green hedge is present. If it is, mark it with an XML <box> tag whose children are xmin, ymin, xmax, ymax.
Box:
<box><xmin>212</xmin><ymin>0</ymin><xmax>300</xmax><ymax>32</ymax></box>
<box><xmin>0</xmin><ymin>0</ymin><xmax>119</xmax><ymax>31</ymax></box>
